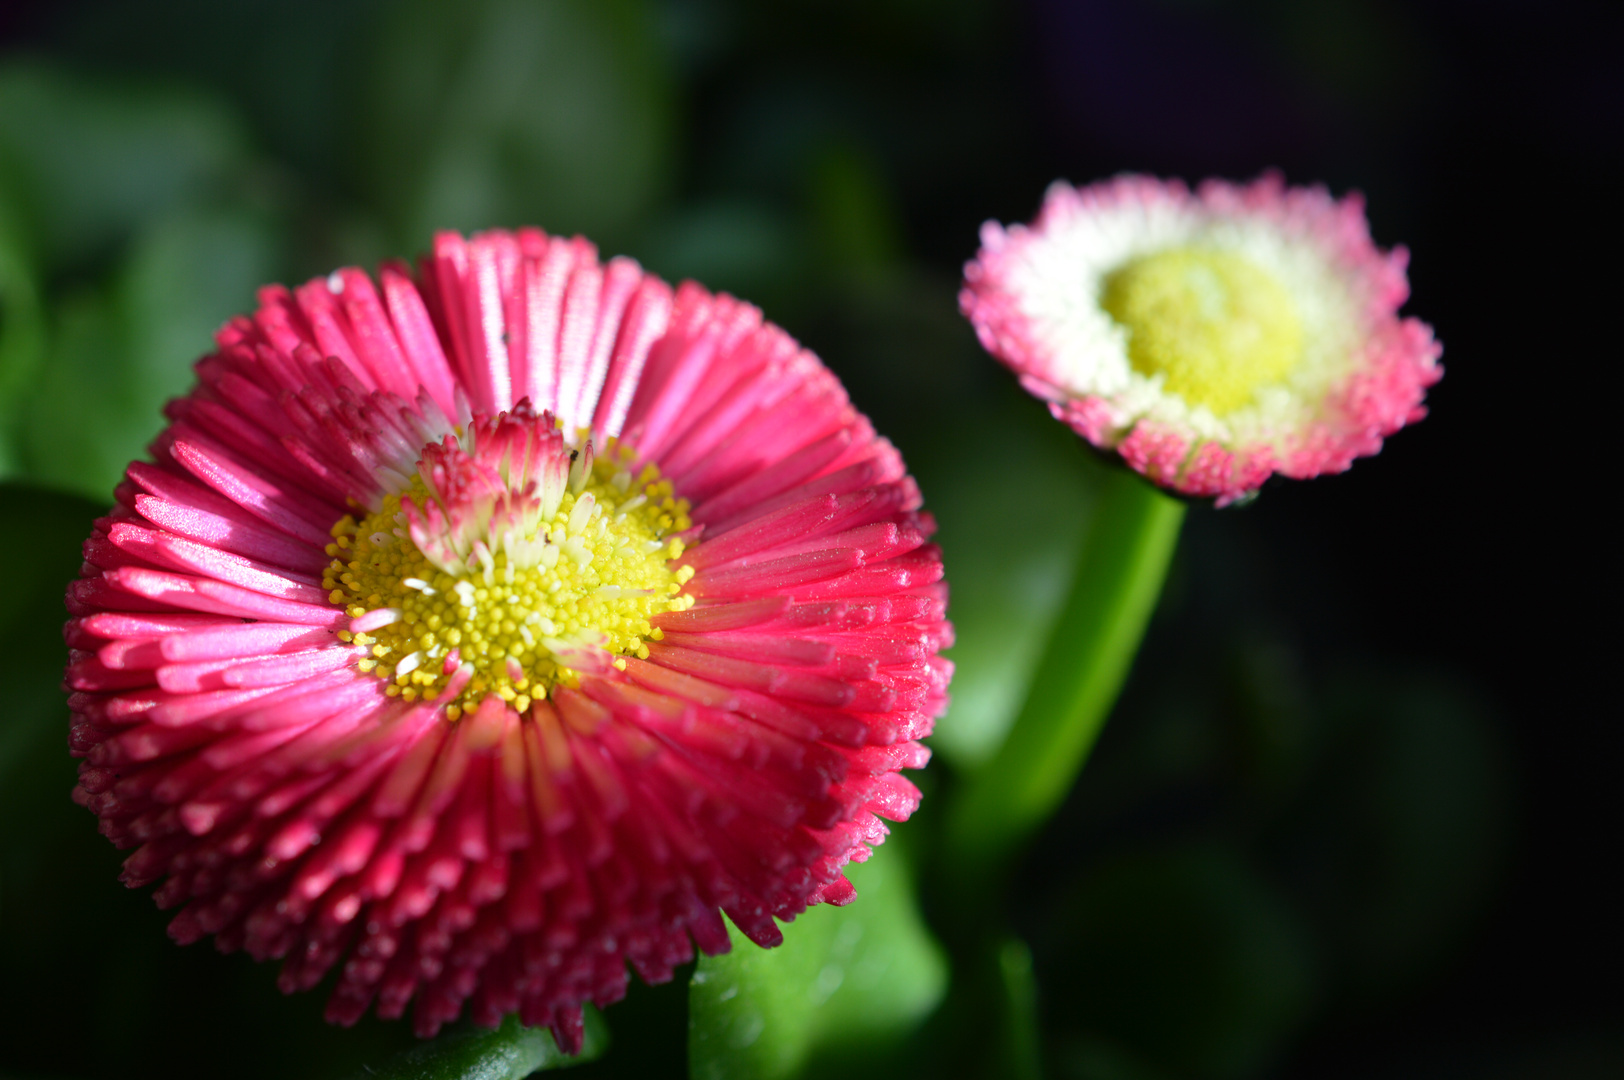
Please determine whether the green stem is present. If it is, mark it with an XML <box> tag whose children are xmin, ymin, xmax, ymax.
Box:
<box><xmin>998</xmin><ymin>937</ymin><xmax>1043</xmax><ymax>1080</ymax></box>
<box><xmin>945</xmin><ymin>467</ymin><xmax>1185</xmax><ymax>877</ymax></box>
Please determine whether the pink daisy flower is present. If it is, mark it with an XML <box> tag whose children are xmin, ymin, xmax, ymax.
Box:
<box><xmin>961</xmin><ymin>173</ymin><xmax>1442</xmax><ymax>503</ymax></box>
<box><xmin>64</xmin><ymin>228</ymin><xmax>950</xmax><ymax>1053</ymax></box>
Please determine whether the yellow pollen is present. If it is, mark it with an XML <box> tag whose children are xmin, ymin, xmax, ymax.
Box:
<box><xmin>323</xmin><ymin>440</ymin><xmax>695</xmax><ymax>713</ymax></box>
<box><xmin>1101</xmin><ymin>247</ymin><xmax>1303</xmax><ymax>415</ymax></box>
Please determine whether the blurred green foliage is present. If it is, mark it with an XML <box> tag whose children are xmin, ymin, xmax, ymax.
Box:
<box><xmin>0</xmin><ymin>1</ymin><xmax>1529</xmax><ymax>1078</ymax></box>
<box><xmin>19</xmin><ymin>207</ymin><xmax>280</xmax><ymax>496</ymax></box>
<box><xmin>0</xmin><ymin>60</ymin><xmax>277</xmax><ymax>494</ymax></box>
<box><xmin>0</xmin><ymin>62</ymin><xmax>247</xmax><ymax>274</ymax></box>
<box><xmin>359</xmin><ymin>0</ymin><xmax>675</xmax><ymax>252</ymax></box>
<box><xmin>1044</xmin><ymin>844</ymin><xmax>1317</xmax><ymax>1080</ymax></box>
<box><xmin>1029</xmin><ymin>614</ymin><xmax>1511</xmax><ymax>1080</ymax></box>
<box><xmin>0</xmin><ymin>191</ymin><xmax>43</xmax><ymax>476</ymax></box>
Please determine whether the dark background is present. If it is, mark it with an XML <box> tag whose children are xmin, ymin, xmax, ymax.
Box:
<box><xmin>0</xmin><ymin>1</ymin><xmax>1618</xmax><ymax>1077</ymax></box>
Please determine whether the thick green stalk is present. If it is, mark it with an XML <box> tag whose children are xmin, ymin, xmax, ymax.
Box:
<box><xmin>946</xmin><ymin>468</ymin><xmax>1185</xmax><ymax>875</ymax></box>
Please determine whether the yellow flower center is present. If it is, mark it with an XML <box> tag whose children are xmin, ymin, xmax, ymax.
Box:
<box><xmin>1101</xmin><ymin>247</ymin><xmax>1303</xmax><ymax>415</ymax></box>
<box><xmin>322</xmin><ymin>441</ymin><xmax>695</xmax><ymax>717</ymax></box>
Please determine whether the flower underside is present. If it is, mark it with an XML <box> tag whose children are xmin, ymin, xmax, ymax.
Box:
<box><xmin>1101</xmin><ymin>246</ymin><xmax>1304</xmax><ymax>415</ymax></box>
<box><xmin>323</xmin><ymin>403</ymin><xmax>695</xmax><ymax>714</ymax></box>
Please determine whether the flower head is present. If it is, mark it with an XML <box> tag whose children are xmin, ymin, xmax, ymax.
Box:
<box><xmin>64</xmin><ymin>228</ymin><xmax>950</xmax><ymax>1052</ymax></box>
<box><xmin>961</xmin><ymin>173</ymin><xmax>1441</xmax><ymax>503</ymax></box>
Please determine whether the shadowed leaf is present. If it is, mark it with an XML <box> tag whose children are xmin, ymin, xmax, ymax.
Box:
<box><xmin>689</xmin><ymin>843</ymin><xmax>947</xmax><ymax>1080</ymax></box>
<box><xmin>343</xmin><ymin>1012</ymin><xmax>608</xmax><ymax>1080</ymax></box>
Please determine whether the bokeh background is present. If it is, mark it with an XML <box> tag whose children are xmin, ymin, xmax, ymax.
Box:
<box><xmin>0</xmin><ymin>1</ymin><xmax>1617</xmax><ymax>1078</ymax></box>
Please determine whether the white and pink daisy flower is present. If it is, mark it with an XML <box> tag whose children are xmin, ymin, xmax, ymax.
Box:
<box><xmin>64</xmin><ymin>228</ymin><xmax>951</xmax><ymax>1052</ymax></box>
<box><xmin>961</xmin><ymin>173</ymin><xmax>1442</xmax><ymax>503</ymax></box>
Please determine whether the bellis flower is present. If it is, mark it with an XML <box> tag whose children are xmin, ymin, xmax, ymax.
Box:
<box><xmin>961</xmin><ymin>173</ymin><xmax>1442</xmax><ymax>503</ymax></box>
<box><xmin>64</xmin><ymin>228</ymin><xmax>951</xmax><ymax>1052</ymax></box>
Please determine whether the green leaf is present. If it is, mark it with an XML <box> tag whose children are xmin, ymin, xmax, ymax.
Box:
<box><xmin>359</xmin><ymin>0</ymin><xmax>674</xmax><ymax>250</ymax></box>
<box><xmin>946</xmin><ymin>467</ymin><xmax>1184</xmax><ymax>873</ymax></box>
<box><xmin>688</xmin><ymin>843</ymin><xmax>947</xmax><ymax>1080</ymax></box>
<box><xmin>921</xmin><ymin>392</ymin><xmax>1105</xmax><ymax>769</ymax></box>
<box><xmin>15</xmin><ymin>207</ymin><xmax>278</xmax><ymax>499</ymax></box>
<box><xmin>0</xmin><ymin>61</ymin><xmax>248</xmax><ymax>272</ymax></box>
<box><xmin>343</xmin><ymin>1012</ymin><xmax>608</xmax><ymax>1080</ymax></box>
<box><xmin>0</xmin><ymin>484</ymin><xmax>102</xmax><ymax>793</ymax></box>
<box><xmin>0</xmin><ymin>189</ymin><xmax>44</xmax><ymax>479</ymax></box>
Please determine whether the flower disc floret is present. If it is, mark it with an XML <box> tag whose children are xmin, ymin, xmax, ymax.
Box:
<box><xmin>1101</xmin><ymin>247</ymin><xmax>1303</xmax><ymax>415</ymax></box>
<box><xmin>324</xmin><ymin>428</ymin><xmax>695</xmax><ymax>714</ymax></box>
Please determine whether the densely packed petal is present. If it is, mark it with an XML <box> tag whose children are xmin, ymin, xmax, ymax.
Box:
<box><xmin>65</xmin><ymin>228</ymin><xmax>951</xmax><ymax>1052</ymax></box>
<box><xmin>961</xmin><ymin>173</ymin><xmax>1441</xmax><ymax>503</ymax></box>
